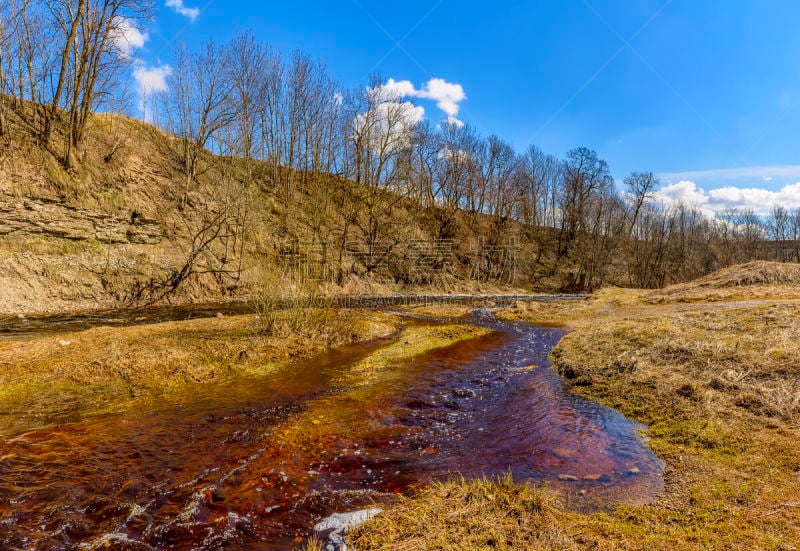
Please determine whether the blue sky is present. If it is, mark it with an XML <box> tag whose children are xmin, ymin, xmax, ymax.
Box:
<box><xmin>127</xmin><ymin>0</ymin><xmax>800</xmax><ymax>214</ymax></box>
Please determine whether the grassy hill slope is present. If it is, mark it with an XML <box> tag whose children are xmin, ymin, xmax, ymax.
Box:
<box><xmin>0</xmin><ymin>109</ymin><xmax>542</xmax><ymax>313</ymax></box>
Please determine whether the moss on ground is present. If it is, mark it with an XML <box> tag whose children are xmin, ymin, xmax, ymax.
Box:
<box><xmin>336</xmin><ymin>324</ymin><xmax>491</xmax><ymax>388</ymax></box>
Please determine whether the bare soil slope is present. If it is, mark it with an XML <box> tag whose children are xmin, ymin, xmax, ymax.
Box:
<box><xmin>0</xmin><ymin>110</ymin><xmax>538</xmax><ymax>313</ymax></box>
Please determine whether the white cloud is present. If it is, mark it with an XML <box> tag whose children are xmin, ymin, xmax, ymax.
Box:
<box><xmin>438</xmin><ymin>147</ymin><xmax>471</xmax><ymax>162</ymax></box>
<box><xmin>133</xmin><ymin>64</ymin><xmax>171</xmax><ymax>96</ymax></box>
<box><xmin>656</xmin><ymin>180</ymin><xmax>709</xmax><ymax>206</ymax></box>
<box><xmin>355</xmin><ymin>97</ymin><xmax>424</xmax><ymax>152</ymax></box>
<box><xmin>416</xmin><ymin>78</ymin><xmax>466</xmax><ymax>121</ymax></box>
<box><xmin>763</xmin><ymin>176</ymin><xmax>773</xmax><ymax>182</ymax></box>
<box><xmin>110</xmin><ymin>17</ymin><xmax>148</xmax><ymax>58</ymax></box>
<box><xmin>166</xmin><ymin>0</ymin><xmax>200</xmax><ymax>21</ymax></box>
<box><xmin>654</xmin><ymin>180</ymin><xmax>714</xmax><ymax>218</ymax></box>
<box><xmin>444</xmin><ymin>115</ymin><xmax>465</xmax><ymax>128</ymax></box>
<box><xmin>133</xmin><ymin>63</ymin><xmax>171</xmax><ymax>120</ymax></box>
<box><xmin>709</xmin><ymin>183</ymin><xmax>800</xmax><ymax>214</ymax></box>
<box><xmin>375</xmin><ymin>77</ymin><xmax>467</xmax><ymax>126</ymax></box>
<box><xmin>654</xmin><ymin>179</ymin><xmax>800</xmax><ymax>217</ymax></box>
<box><xmin>659</xmin><ymin>165</ymin><xmax>800</xmax><ymax>184</ymax></box>
<box><xmin>375</xmin><ymin>100</ymin><xmax>425</xmax><ymax>126</ymax></box>
<box><xmin>378</xmin><ymin>78</ymin><xmax>417</xmax><ymax>100</ymax></box>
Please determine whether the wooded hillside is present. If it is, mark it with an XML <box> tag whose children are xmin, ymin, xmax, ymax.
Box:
<box><xmin>0</xmin><ymin>2</ymin><xmax>794</xmax><ymax>312</ymax></box>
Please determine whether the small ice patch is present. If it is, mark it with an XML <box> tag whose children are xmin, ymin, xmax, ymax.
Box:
<box><xmin>314</xmin><ymin>508</ymin><xmax>382</xmax><ymax>551</ymax></box>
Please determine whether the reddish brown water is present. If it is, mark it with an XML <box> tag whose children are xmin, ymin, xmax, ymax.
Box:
<box><xmin>0</xmin><ymin>312</ymin><xmax>663</xmax><ymax>549</ymax></box>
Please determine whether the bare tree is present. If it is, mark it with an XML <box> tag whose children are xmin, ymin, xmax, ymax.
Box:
<box><xmin>39</xmin><ymin>0</ymin><xmax>151</xmax><ymax>166</ymax></box>
<box><xmin>256</xmin><ymin>46</ymin><xmax>285</xmax><ymax>186</ymax></box>
<box><xmin>107</xmin><ymin>195</ymin><xmax>248</xmax><ymax>305</ymax></box>
<box><xmin>628</xmin><ymin>202</ymin><xmax>672</xmax><ymax>288</ymax></box>
<box><xmin>556</xmin><ymin>147</ymin><xmax>614</xmax><ymax>267</ymax></box>
<box><xmin>225</xmin><ymin>31</ymin><xmax>266</xmax><ymax>164</ymax></box>
<box><xmin>288</xmin><ymin>52</ymin><xmax>341</xmax><ymax>233</ymax></box>
<box><xmin>518</xmin><ymin>144</ymin><xmax>562</xmax><ymax>228</ymax></box>
<box><xmin>735</xmin><ymin>208</ymin><xmax>766</xmax><ymax>262</ymax></box>
<box><xmin>340</xmin><ymin>77</ymin><xmax>422</xmax><ymax>273</ymax></box>
<box><xmin>165</xmin><ymin>39</ymin><xmax>234</xmax><ymax>206</ymax></box>
<box><xmin>0</xmin><ymin>4</ymin><xmax>8</xmax><ymax>137</ymax></box>
<box><xmin>624</xmin><ymin>171</ymin><xmax>659</xmax><ymax>236</ymax></box>
<box><xmin>768</xmin><ymin>205</ymin><xmax>790</xmax><ymax>261</ymax></box>
<box><xmin>481</xmin><ymin>135</ymin><xmax>518</xmax><ymax>219</ymax></box>
<box><xmin>434</xmin><ymin>122</ymin><xmax>477</xmax><ymax>216</ymax></box>
<box><xmin>42</xmin><ymin>0</ymin><xmax>85</xmax><ymax>145</ymax></box>
<box><xmin>664</xmin><ymin>203</ymin><xmax>718</xmax><ymax>281</ymax></box>
<box><xmin>257</xmin><ymin>51</ymin><xmax>343</xmax><ymax>225</ymax></box>
<box><xmin>3</xmin><ymin>0</ymin><xmax>54</xmax><ymax>132</ymax></box>
<box><xmin>791</xmin><ymin>208</ymin><xmax>800</xmax><ymax>261</ymax></box>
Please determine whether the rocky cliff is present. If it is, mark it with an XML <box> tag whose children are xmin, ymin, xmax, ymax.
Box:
<box><xmin>0</xmin><ymin>197</ymin><xmax>162</xmax><ymax>245</ymax></box>
<box><xmin>0</xmin><ymin>194</ymin><xmax>175</xmax><ymax>313</ymax></box>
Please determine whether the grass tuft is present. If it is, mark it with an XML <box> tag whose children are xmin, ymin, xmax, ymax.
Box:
<box><xmin>347</xmin><ymin>474</ymin><xmax>570</xmax><ymax>551</ymax></box>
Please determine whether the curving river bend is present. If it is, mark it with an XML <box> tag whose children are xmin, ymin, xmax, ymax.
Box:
<box><xmin>0</xmin><ymin>310</ymin><xmax>663</xmax><ymax>550</ymax></box>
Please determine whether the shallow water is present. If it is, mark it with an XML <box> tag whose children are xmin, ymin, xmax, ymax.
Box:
<box><xmin>0</xmin><ymin>295</ymin><xmax>584</xmax><ymax>341</ymax></box>
<box><xmin>0</xmin><ymin>312</ymin><xmax>662</xmax><ymax>549</ymax></box>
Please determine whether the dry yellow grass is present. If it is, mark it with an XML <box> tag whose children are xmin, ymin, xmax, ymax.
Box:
<box><xmin>498</xmin><ymin>287</ymin><xmax>636</xmax><ymax>326</ymax></box>
<box><xmin>0</xmin><ymin>309</ymin><xmax>399</xmax><ymax>426</ymax></box>
<box><xmin>397</xmin><ymin>303</ymin><xmax>476</xmax><ymax>318</ymax></box>
<box><xmin>553</xmin><ymin>302</ymin><xmax>800</xmax><ymax>422</ymax></box>
<box><xmin>646</xmin><ymin>261</ymin><xmax>800</xmax><ymax>303</ymax></box>
<box><xmin>541</xmin><ymin>298</ymin><xmax>800</xmax><ymax>549</ymax></box>
<box><xmin>336</xmin><ymin>324</ymin><xmax>490</xmax><ymax>387</ymax></box>
<box><xmin>351</xmin><ymin>278</ymin><xmax>800</xmax><ymax>550</ymax></box>
<box><xmin>347</xmin><ymin>475</ymin><xmax>571</xmax><ymax>551</ymax></box>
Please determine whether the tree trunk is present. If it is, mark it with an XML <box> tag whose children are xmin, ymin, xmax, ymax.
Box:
<box><xmin>45</xmin><ymin>0</ymin><xmax>86</xmax><ymax>144</ymax></box>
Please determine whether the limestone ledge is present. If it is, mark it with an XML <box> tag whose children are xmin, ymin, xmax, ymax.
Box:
<box><xmin>0</xmin><ymin>197</ymin><xmax>162</xmax><ymax>245</ymax></box>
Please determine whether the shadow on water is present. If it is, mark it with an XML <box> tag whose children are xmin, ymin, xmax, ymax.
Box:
<box><xmin>0</xmin><ymin>309</ymin><xmax>662</xmax><ymax>549</ymax></box>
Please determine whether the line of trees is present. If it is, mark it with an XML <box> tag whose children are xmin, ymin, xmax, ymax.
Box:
<box><xmin>152</xmin><ymin>30</ymin><xmax>800</xmax><ymax>287</ymax></box>
<box><xmin>0</xmin><ymin>0</ymin><xmax>152</xmax><ymax>167</ymax></box>
<box><xmin>1</xmin><ymin>10</ymin><xmax>795</xmax><ymax>290</ymax></box>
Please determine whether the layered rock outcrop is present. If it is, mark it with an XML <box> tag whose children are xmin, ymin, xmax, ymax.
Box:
<box><xmin>0</xmin><ymin>197</ymin><xmax>162</xmax><ymax>244</ymax></box>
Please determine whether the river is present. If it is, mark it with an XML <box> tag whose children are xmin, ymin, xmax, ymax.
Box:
<box><xmin>0</xmin><ymin>309</ymin><xmax>662</xmax><ymax>549</ymax></box>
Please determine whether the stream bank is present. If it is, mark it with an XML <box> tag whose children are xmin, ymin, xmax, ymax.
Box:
<box><xmin>0</xmin><ymin>307</ymin><xmax>662</xmax><ymax>549</ymax></box>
